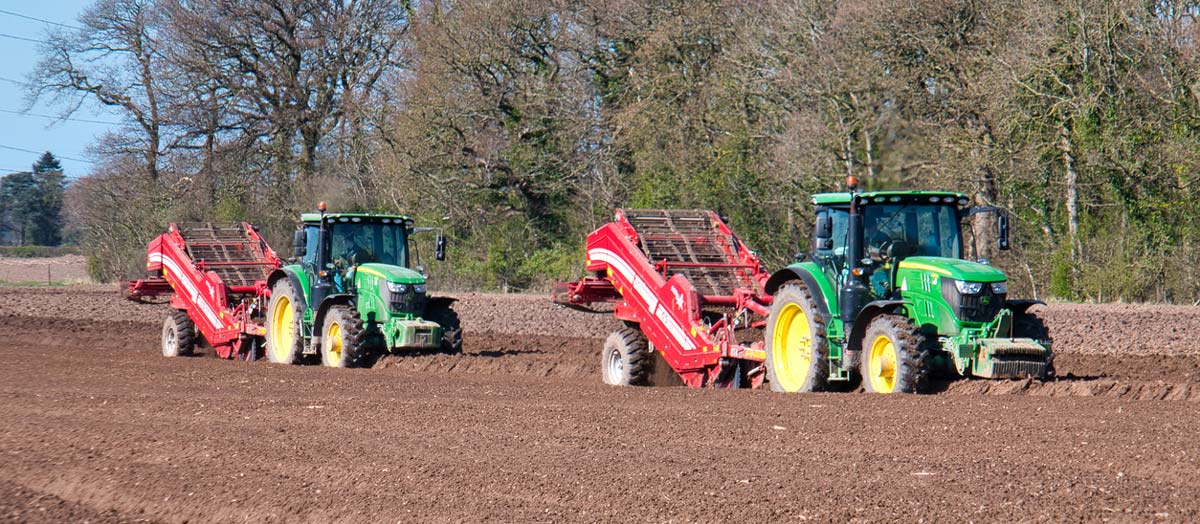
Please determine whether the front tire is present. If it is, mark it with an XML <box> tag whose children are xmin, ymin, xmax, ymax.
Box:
<box><xmin>861</xmin><ymin>315</ymin><xmax>929</xmax><ymax>394</ymax></box>
<box><xmin>1013</xmin><ymin>309</ymin><xmax>1054</xmax><ymax>378</ymax></box>
<box><xmin>320</xmin><ymin>306</ymin><xmax>370</xmax><ymax>368</ymax></box>
<box><xmin>162</xmin><ymin>310</ymin><xmax>196</xmax><ymax>357</ymax></box>
<box><xmin>424</xmin><ymin>300</ymin><xmax>463</xmax><ymax>354</ymax></box>
<box><xmin>265</xmin><ymin>279</ymin><xmax>304</xmax><ymax>365</ymax></box>
<box><xmin>765</xmin><ymin>284</ymin><xmax>829</xmax><ymax>393</ymax></box>
<box><xmin>600</xmin><ymin>326</ymin><xmax>651</xmax><ymax>386</ymax></box>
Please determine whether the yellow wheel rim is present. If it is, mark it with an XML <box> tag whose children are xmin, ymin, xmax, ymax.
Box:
<box><xmin>270</xmin><ymin>295</ymin><xmax>295</xmax><ymax>361</ymax></box>
<box><xmin>868</xmin><ymin>334</ymin><xmax>898</xmax><ymax>393</ymax></box>
<box><xmin>771</xmin><ymin>303</ymin><xmax>814</xmax><ymax>392</ymax></box>
<box><xmin>325</xmin><ymin>321</ymin><xmax>344</xmax><ymax>368</ymax></box>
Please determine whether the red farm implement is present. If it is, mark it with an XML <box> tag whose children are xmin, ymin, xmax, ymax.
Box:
<box><xmin>126</xmin><ymin>222</ymin><xmax>282</xmax><ymax>360</ymax></box>
<box><xmin>553</xmin><ymin>209</ymin><xmax>773</xmax><ymax>388</ymax></box>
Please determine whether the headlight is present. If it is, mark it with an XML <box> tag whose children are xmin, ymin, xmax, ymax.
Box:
<box><xmin>414</xmin><ymin>284</ymin><xmax>427</xmax><ymax>294</ymax></box>
<box><xmin>991</xmin><ymin>282</ymin><xmax>1007</xmax><ymax>294</ymax></box>
<box><xmin>954</xmin><ymin>280</ymin><xmax>984</xmax><ymax>294</ymax></box>
<box><xmin>387</xmin><ymin>282</ymin><xmax>408</xmax><ymax>293</ymax></box>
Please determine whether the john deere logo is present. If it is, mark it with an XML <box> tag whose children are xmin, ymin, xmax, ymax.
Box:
<box><xmin>981</xmin><ymin>296</ymin><xmax>992</xmax><ymax>305</ymax></box>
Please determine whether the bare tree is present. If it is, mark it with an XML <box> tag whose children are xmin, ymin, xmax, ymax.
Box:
<box><xmin>29</xmin><ymin>0</ymin><xmax>171</xmax><ymax>181</ymax></box>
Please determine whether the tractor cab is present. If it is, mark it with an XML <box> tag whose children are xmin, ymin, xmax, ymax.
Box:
<box><xmin>811</xmin><ymin>191</ymin><xmax>981</xmax><ymax>300</ymax></box>
<box><xmin>297</xmin><ymin>212</ymin><xmax>414</xmax><ymax>293</ymax></box>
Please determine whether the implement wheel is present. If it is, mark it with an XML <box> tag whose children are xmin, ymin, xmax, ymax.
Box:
<box><xmin>424</xmin><ymin>300</ymin><xmax>463</xmax><ymax>354</ymax></box>
<box><xmin>601</xmin><ymin>326</ymin><xmax>650</xmax><ymax>386</ymax></box>
<box><xmin>861</xmin><ymin>314</ymin><xmax>929</xmax><ymax>394</ymax></box>
<box><xmin>162</xmin><ymin>310</ymin><xmax>196</xmax><ymax>357</ymax></box>
<box><xmin>765</xmin><ymin>284</ymin><xmax>829</xmax><ymax>393</ymax></box>
<box><xmin>320</xmin><ymin>305</ymin><xmax>370</xmax><ymax>368</ymax></box>
<box><xmin>265</xmin><ymin>279</ymin><xmax>304</xmax><ymax>365</ymax></box>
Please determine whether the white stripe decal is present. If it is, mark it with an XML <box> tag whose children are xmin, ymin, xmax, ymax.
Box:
<box><xmin>149</xmin><ymin>252</ymin><xmax>224</xmax><ymax>328</ymax></box>
<box><xmin>588</xmin><ymin>248</ymin><xmax>696</xmax><ymax>351</ymax></box>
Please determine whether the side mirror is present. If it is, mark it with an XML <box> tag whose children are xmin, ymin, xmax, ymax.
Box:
<box><xmin>293</xmin><ymin>230</ymin><xmax>307</xmax><ymax>258</ymax></box>
<box><xmin>435</xmin><ymin>233</ymin><xmax>447</xmax><ymax>261</ymax></box>
<box><xmin>998</xmin><ymin>211</ymin><xmax>1010</xmax><ymax>251</ymax></box>
<box><xmin>814</xmin><ymin>214</ymin><xmax>833</xmax><ymax>251</ymax></box>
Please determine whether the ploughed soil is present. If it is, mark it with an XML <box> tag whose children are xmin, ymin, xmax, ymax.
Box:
<box><xmin>2</xmin><ymin>285</ymin><xmax>1200</xmax><ymax>522</ymax></box>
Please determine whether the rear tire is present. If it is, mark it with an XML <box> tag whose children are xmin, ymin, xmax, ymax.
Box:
<box><xmin>424</xmin><ymin>300</ymin><xmax>463</xmax><ymax>354</ymax></box>
<box><xmin>765</xmin><ymin>284</ymin><xmax>829</xmax><ymax>393</ymax></box>
<box><xmin>601</xmin><ymin>326</ymin><xmax>650</xmax><ymax>386</ymax></box>
<box><xmin>861</xmin><ymin>315</ymin><xmax>929</xmax><ymax>394</ymax></box>
<box><xmin>266</xmin><ymin>279</ymin><xmax>304</xmax><ymax>365</ymax></box>
<box><xmin>320</xmin><ymin>306</ymin><xmax>371</xmax><ymax>368</ymax></box>
<box><xmin>162</xmin><ymin>310</ymin><xmax>196</xmax><ymax>357</ymax></box>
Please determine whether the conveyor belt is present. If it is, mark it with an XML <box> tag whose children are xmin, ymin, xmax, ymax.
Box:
<box><xmin>621</xmin><ymin>209</ymin><xmax>757</xmax><ymax>296</ymax></box>
<box><xmin>176</xmin><ymin>222</ymin><xmax>275</xmax><ymax>288</ymax></box>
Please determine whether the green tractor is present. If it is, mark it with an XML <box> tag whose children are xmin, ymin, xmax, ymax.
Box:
<box><xmin>763</xmin><ymin>179</ymin><xmax>1052</xmax><ymax>393</ymax></box>
<box><xmin>264</xmin><ymin>204</ymin><xmax>462</xmax><ymax>367</ymax></box>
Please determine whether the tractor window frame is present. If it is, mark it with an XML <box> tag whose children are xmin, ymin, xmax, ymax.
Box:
<box><xmin>324</xmin><ymin>219</ymin><xmax>410</xmax><ymax>268</ymax></box>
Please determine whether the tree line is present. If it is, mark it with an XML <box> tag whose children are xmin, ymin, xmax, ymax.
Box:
<box><xmin>31</xmin><ymin>0</ymin><xmax>1200</xmax><ymax>302</ymax></box>
<box><xmin>0</xmin><ymin>152</ymin><xmax>65</xmax><ymax>247</ymax></box>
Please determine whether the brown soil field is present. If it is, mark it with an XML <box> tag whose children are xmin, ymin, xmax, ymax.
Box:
<box><xmin>0</xmin><ymin>255</ymin><xmax>92</xmax><ymax>284</ymax></box>
<box><xmin>2</xmin><ymin>285</ymin><xmax>1200</xmax><ymax>522</ymax></box>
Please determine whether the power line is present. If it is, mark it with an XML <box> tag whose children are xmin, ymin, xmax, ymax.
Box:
<box><xmin>0</xmin><ymin>9</ymin><xmax>83</xmax><ymax>31</ymax></box>
<box><xmin>0</xmin><ymin>76</ymin><xmax>30</xmax><ymax>87</ymax></box>
<box><xmin>0</xmin><ymin>108</ymin><xmax>123</xmax><ymax>125</ymax></box>
<box><xmin>0</xmin><ymin>144</ymin><xmax>92</xmax><ymax>164</ymax></box>
<box><xmin>0</xmin><ymin>32</ymin><xmax>47</xmax><ymax>44</ymax></box>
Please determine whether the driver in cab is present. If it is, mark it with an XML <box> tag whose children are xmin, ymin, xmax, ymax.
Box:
<box><xmin>864</xmin><ymin>221</ymin><xmax>913</xmax><ymax>299</ymax></box>
<box><xmin>331</xmin><ymin>231</ymin><xmax>376</xmax><ymax>292</ymax></box>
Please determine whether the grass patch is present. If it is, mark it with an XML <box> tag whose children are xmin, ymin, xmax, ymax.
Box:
<box><xmin>0</xmin><ymin>280</ymin><xmax>72</xmax><ymax>287</ymax></box>
<box><xmin>0</xmin><ymin>246</ymin><xmax>81</xmax><ymax>258</ymax></box>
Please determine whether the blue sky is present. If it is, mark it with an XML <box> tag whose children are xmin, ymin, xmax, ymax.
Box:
<box><xmin>0</xmin><ymin>1</ymin><xmax>115</xmax><ymax>179</ymax></box>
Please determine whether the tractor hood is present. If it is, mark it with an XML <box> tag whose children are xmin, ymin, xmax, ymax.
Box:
<box><xmin>897</xmin><ymin>256</ymin><xmax>1006</xmax><ymax>283</ymax></box>
<box><xmin>354</xmin><ymin>263</ymin><xmax>426</xmax><ymax>284</ymax></box>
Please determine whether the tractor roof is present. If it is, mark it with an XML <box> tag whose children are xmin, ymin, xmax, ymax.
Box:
<box><xmin>300</xmin><ymin>212</ymin><xmax>413</xmax><ymax>223</ymax></box>
<box><xmin>812</xmin><ymin>190</ymin><xmax>969</xmax><ymax>206</ymax></box>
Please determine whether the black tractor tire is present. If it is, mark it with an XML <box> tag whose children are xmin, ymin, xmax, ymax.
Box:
<box><xmin>765</xmin><ymin>283</ymin><xmax>830</xmax><ymax>393</ymax></box>
<box><xmin>600</xmin><ymin>326</ymin><xmax>651</xmax><ymax>386</ymax></box>
<box><xmin>860</xmin><ymin>314</ymin><xmax>930</xmax><ymax>394</ymax></box>
<box><xmin>265</xmin><ymin>279</ymin><xmax>305</xmax><ymax>365</ymax></box>
<box><xmin>320</xmin><ymin>305</ymin><xmax>373</xmax><ymax>368</ymax></box>
<box><xmin>161</xmin><ymin>310</ymin><xmax>196</xmax><ymax>357</ymax></box>
<box><xmin>425</xmin><ymin>300</ymin><xmax>463</xmax><ymax>354</ymax></box>
<box><xmin>1012</xmin><ymin>310</ymin><xmax>1051</xmax><ymax>343</ymax></box>
<box><xmin>1013</xmin><ymin>309</ymin><xmax>1055</xmax><ymax>378</ymax></box>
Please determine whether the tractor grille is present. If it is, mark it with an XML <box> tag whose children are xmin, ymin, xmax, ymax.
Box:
<box><xmin>941</xmin><ymin>279</ymin><xmax>1005</xmax><ymax>323</ymax></box>
<box><xmin>389</xmin><ymin>290</ymin><xmax>427</xmax><ymax>314</ymax></box>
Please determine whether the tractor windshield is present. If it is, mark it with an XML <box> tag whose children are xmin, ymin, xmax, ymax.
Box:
<box><xmin>863</xmin><ymin>203</ymin><xmax>961</xmax><ymax>259</ymax></box>
<box><xmin>322</xmin><ymin>220</ymin><xmax>409</xmax><ymax>268</ymax></box>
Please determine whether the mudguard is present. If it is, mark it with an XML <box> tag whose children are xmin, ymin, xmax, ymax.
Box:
<box><xmin>425</xmin><ymin>296</ymin><xmax>459</xmax><ymax>312</ymax></box>
<box><xmin>764</xmin><ymin>263</ymin><xmax>836</xmax><ymax>323</ymax></box>
<box><xmin>1004</xmin><ymin>299</ymin><xmax>1045</xmax><ymax>314</ymax></box>
<box><xmin>848</xmin><ymin>300</ymin><xmax>911</xmax><ymax>352</ymax></box>
<box><xmin>311</xmin><ymin>294</ymin><xmax>355</xmax><ymax>348</ymax></box>
<box><xmin>267</xmin><ymin>267</ymin><xmax>309</xmax><ymax>314</ymax></box>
